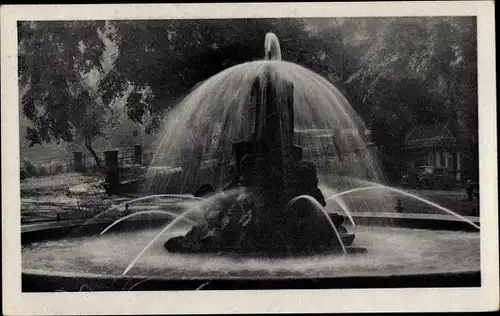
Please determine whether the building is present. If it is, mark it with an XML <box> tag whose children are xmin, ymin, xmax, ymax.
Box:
<box><xmin>402</xmin><ymin>122</ymin><xmax>462</xmax><ymax>180</ymax></box>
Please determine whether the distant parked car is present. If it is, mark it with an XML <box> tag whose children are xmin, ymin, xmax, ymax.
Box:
<box><xmin>465</xmin><ymin>179</ymin><xmax>479</xmax><ymax>201</ymax></box>
<box><xmin>400</xmin><ymin>170</ymin><xmax>419</xmax><ymax>188</ymax></box>
<box><xmin>415</xmin><ymin>165</ymin><xmax>456</xmax><ymax>190</ymax></box>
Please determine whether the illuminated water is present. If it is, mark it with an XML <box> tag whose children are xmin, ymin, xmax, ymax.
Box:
<box><xmin>142</xmin><ymin>60</ymin><xmax>384</xmax><ymax>194</ymax></box>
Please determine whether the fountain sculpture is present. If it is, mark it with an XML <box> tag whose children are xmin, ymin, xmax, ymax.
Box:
<box><xmin>163</xmin><ymin>33</ymin><xmax>355</xmax><ymax>256</ymax></box>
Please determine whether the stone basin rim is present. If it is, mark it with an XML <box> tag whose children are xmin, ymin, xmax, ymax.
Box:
<box><xmin>22</xmin><ymin>268</ymin><xmax>481</xmax><ymax>281</ymax></box>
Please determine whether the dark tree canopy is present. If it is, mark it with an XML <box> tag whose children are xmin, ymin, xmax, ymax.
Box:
<box><xmin>343</xmin><ymin>17</ymin><xmax>477</xmax><ymax>180</ymax></box>
<box><xmin>99</xmin><ymin>19</ymin><xmax>347</xmax><ymax>133</ymax></box>
<box><xmin>346</xmin><ymin>17</ymin><xmax>477</xmax><ymax>137</ymax></box>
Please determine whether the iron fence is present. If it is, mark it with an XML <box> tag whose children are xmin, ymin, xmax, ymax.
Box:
<box><xmin>21</xmin><ymin>145</ymin><xmax>157</xmax><ymax>179</ymax></box>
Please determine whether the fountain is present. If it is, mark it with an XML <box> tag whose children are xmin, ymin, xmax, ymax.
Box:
<box><xmin>21</xmin><ymin>33</ymin><xmax>480</xmax><ymax>291</ymax></box>
<box><xmin>162</xmin><ymin>47</ymin><xmax>356</xmax><ymax>255</ymax></box>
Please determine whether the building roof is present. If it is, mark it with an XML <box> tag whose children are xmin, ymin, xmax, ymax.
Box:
<box><xmin>403</xmin><ymin>122</ymin><xmax>455</xmax><ymax>149</ymax></box>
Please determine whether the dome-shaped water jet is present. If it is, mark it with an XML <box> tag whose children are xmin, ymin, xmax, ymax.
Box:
<box><xmin>149</xmin><ymin>32</ymin><xmax>372</xmax><ymax>256</ymax></box>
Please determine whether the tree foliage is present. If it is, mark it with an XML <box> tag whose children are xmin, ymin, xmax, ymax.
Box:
<box><xmin>99</xmin><ymin>19</ymin><xmax>347</xmax><ymax>133</ymax></box>
<box><xmin>344</xmin><ymin>17</ymin><xmax>477</xmax><ymax>180</ymax></box>
<box><xmin>347</xmin><ymin>17</ymin><xmax>477</xmax><ymax>135</ymax></box>
<box><xmin>18</xmin><ymin>21</ymin><xmax>115</xmax><ymax>166</ymax></box>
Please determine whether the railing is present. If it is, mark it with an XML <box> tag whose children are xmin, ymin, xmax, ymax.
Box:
<box><xmin>24</xmin><ymin>143</ymin><xmax>377</xmax><ymax>179</ymax></box>
<box><xmin>21</xmin><ymin>157</ymin><xmax>74</xmax><ymax>178</ymax></box>
<box><xmin>22</xmin><ymin>145</ymin><xmax>156</xmax><ymax>179</ymax></box>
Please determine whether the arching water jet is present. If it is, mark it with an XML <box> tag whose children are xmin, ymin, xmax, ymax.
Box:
<box><xmin>123</xmin><ymin>206</ymin><xmax>201</xmax><ymax>275</ymax></box>
<box><xmin>100</xmin><ymin>210</ymin><xmax>196</xmax><ymax>235</ymax></box>
<box><xmin>286</xmin><ymin>195</ymin><xmax>348</xmax><ymax>254</ymax></box>
<box><xmin>66</xmin><ymin>194</ymin><xmax>212</xmax><ymax>239</ymax></box>
<box><xmin>327</xmin><ymin>180</ymin><xmax>480</xmax><ymax>231</ymax></box>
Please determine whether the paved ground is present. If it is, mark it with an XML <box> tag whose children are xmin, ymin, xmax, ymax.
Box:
<box><xmin>401</xmin><ymin>189</ymin><xmax>479</xmax><ymax>216</ymax></box>
<box><xmin>374</xmin><ymin>188</ymin><xmax>479</xmax><ymax>216</ymax></box>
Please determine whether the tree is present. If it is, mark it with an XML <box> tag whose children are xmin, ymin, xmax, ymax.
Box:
<box><xmin>346</xmin><ymin>17</ymin><xmax>477</xmax><ymax>131</ymax></box>
<box><xmin>18</xmin><ymin>21</ymin><xmax>117</xmax><ymax>167</ymax></box>
<box><xmin>344</xmin><ymin>17</ymin><xmax>478</xmax><ymax>180</ymax></box>
<box><xmin>99</xmin><ymin>19</ymin><xmax>346</xmax><ymax>133</ymax></box>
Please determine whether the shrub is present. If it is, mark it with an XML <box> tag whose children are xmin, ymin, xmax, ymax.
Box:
<box><xmin>22</xmin><ymin>159</ymin><xmax>39</xmax><ymax>178</ymax></box>
<box><xmin>20</xmin><ymin>169</ymin><xmax>27</xmax><ymax>181</ymax></box>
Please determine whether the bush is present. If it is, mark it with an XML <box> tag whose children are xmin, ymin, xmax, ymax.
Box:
<box><xmin>20</xmin><ymin>169</ymin><xmax>27</xmax><ymax>181</ymax></box>
<box><xmin>22</xmin><ymin>159</ymin><xmax>39</xmax><ymax>178</ymax></box>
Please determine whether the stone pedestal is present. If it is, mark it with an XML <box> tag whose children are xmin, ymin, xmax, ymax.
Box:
<box><xmin>250</xmin><ymin>72</ymin><xmax>296</xmax><ymax>206</ymax></box>
<box><xmin>105</xmin><ymin>150</ymin><xmax>120</xmax><ymax>192</ymax></box>
<box><xmin>73</xmin><ymin>152</ymin><xmax>85</xmax><ymax>172</ymax></box>
<box><xmin>134</xmin><ymin>145</ymin><xmax>142</xmax><ymax>165</ymax></box>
